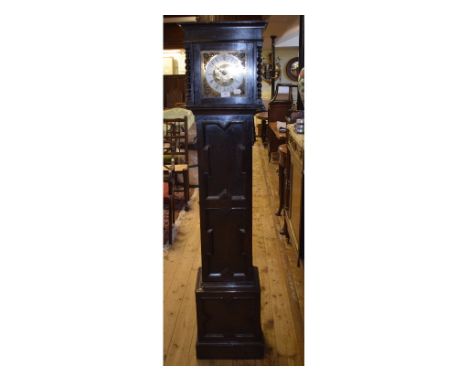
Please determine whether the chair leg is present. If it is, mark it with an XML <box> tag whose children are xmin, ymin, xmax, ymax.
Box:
<box><xmin>171</xmin><ymin>196</ymin><xmax>175</xmax><ymax>224</ymax></box>
<box><xmin>183</xmin><ymin>170</ymin><xmax>190</xmax><ymax>210</ymax></box>
<box><xmin>168</xmin><ymin>197</ymin><xmax>173</xmax><ymax>244</ymax></box>
<box><xmin>280</xmin><ymin>214</ymin><xmax>290</xmax><ymax>243</ymax></box>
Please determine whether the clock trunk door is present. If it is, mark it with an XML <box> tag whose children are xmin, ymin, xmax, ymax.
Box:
<box><xmin>197</xmin><ymin>114</ymin><xmax>254</xmax><ymax>283</ymax></box>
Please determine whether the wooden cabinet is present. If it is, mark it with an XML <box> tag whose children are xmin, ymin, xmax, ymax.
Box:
<box><xmin>285</xmin><ymin>126</ymin><xmax>304</xmax><ymax>261</ymax></box>
<box><xmin>164</xmin><ymin>23</ymin><xmax>184</xmax><ymax>49</ymax></box>
<box><xmin>163</xmin><ymin>75</ymin><xmax>186</xmax><ymax>108</ymax></box>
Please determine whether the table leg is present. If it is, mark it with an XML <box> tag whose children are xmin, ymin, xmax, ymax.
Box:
<box><xmin>183</xmin><ymin>170</ymin><xmax>190</xmax><ymax>210</ymax></box>
<box><xmin>276</xmin><ymin>163</ymin><xmax>285</xmax><ymax>216</ymax></box>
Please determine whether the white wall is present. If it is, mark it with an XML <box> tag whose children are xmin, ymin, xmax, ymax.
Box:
<box><xmin>162</xmin><ymin>49</ymin><xmax>186</xmax><ymax>75</ymax></box>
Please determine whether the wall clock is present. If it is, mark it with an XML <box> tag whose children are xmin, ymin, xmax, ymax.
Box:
<box><xmin>285</xmin><ymin>56</ymin><xmax>300</xmax><ymax>81</ymax></box>
<box><xmin>182</xmin><ymin>21</ymin><xmax>266</xmax><ymax>359</ymax></box>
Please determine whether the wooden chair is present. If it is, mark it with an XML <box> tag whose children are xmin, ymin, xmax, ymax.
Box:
<box><xmin>268</xmin><ymin>83</ymin><xmax>296</xmax><ymax>123</ymax></box>
<box><xmin>267</xmin><ymin>84</ymin><xmax>296</xmax><ymax>161</ymax></box>
<box><xmin>163</xmin><ymin>117</ymin><xmax>190</xmax><ymax>210</ymax></box>
<box><xmin>163</xmin><ymin>164</ymin><xmax>175</xmax><ymax>244</ymax></box>
<box><xmin>267</xmin><ymin>122</ymin><xmax>287</xmax><ymax>162</ymax></box>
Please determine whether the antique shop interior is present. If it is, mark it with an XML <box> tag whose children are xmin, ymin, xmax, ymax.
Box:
<box><xmin>163</xmin><ymin>15</ymin><xmax>304</xmax><ymax>366</ymax></box>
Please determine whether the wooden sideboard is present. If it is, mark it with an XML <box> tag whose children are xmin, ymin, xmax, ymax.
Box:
<box><xmin>285</xmin><ymin>125</ymin><xmax>304</xmax><ymax>262</ymax></box>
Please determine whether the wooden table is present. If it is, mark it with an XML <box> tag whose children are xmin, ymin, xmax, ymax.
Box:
<box><xmin>255</xmin><ymin>112</ymin><xmax>269</xmax><ymax>145</ymax></box>
<box><xmin>267</xmin><ymin>122</ymin><xmax>287</xmax><ymax>162</ymax></box>
<box><xmin>285</xmin><ymin>124</ymin><xmax>304</xmax><ymax>265</ymax></box>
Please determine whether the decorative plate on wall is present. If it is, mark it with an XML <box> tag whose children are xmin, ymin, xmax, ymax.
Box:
<box><xmin>285</xmin><ymin>56</ymin><xmax>300</xmax><ymax>81</ymax></box>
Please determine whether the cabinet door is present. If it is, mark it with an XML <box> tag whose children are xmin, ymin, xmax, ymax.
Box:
<box><xmin>196</xmin><ymin>114</ymin><xmax>254</xmax><ymax>282</ymax></box>
<box><xmin>163</xmin><ymin>75</ymin><xmax>186</xmax><ymax>108</ymax></box>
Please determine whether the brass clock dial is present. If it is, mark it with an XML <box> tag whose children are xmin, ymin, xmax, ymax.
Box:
<box><xmin>201</xmin><ymin>51</ymin><xmax>246</xmax><ymax>98</ymax></box>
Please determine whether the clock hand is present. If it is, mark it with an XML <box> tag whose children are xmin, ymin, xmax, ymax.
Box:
<box><xmin>213</xmin><ymin>64</ymin><xmax>229</xmax><ymax>76</ymax></box>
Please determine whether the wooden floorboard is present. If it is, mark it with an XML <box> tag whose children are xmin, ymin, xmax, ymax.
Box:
<box><xmin>163</xmin><ymin>141</ymin><xmax>304</xmax><ymax>366</ymax></box>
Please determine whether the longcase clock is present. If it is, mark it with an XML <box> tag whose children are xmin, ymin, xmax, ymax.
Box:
<box><xmin>181</xmin><ymin>21</ymin><xmax>266</xmax><ymax>359</ymax></box>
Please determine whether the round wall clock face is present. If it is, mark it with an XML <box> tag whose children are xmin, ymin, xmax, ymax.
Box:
<box><xmin>285</xmin><ymin>56</ymin><xmax>300</xmax><ymax>81</ymax></box>
<box><xmin>201</xmin><ymin>51</ymin><xmax>246</xmax><ymax>98</ymax></box>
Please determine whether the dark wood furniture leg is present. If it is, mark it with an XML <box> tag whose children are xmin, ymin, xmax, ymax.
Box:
<box><xmin>168</xmin><ymin>197</ymin><xmax>173</xmax><ymax>244</ymax></box>
<box><xmin>276</xmin><ymin>144</ymin><xmax>288</xmax><ymax>216</ymax></box>
<box><xmin>164</xmin><ymin>172</ymin><xmax>175</xmax><ymax>245</ymax></box>
<box><xmin>276</xmin><ymin>164</ymin><xmax>285</xmax><ymax>216</ymax></box>
<box><xmin>280</xmin><ymin>215</ymin><xmax>289</xmax><ymax>242</ymax></box>
<box><xmin>276</xmin><ymin>165</ymin><xmax>284</xmax><ymax>215</ymax></box>
<box><xmin>279</xmin><ymin>146</ymin><xmax>290</xmax><ymax>243</ymax></box>
<box><xmin>268</xmin><ymin>133</ymin><xmax>279</xmax><ymax>162</ymax></box>
<box><xmin>183</xmin><ymin>169</ymin><xmax>189</xmax><ymax>210</ymax></box>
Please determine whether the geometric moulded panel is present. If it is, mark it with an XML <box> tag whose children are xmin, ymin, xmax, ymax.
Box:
<box><xmin>201</xmin><ymin>207</ymin><xmax>252</xmax><ymax>282</ymax></box>
<box><xmin>199</xmin><ymin>118</ymin><xmax>250</xmax><ymax>201</ymax></box>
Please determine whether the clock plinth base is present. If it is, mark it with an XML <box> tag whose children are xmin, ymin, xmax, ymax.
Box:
<box><xmin>196</xmin><ymin>338</ymin><xmax>264</xmax><ymax>359</ymax></box>
<box><xmin>195</xmin><ymin>268</ymin><xmax>265</xmax><ymax>359</ymax></box>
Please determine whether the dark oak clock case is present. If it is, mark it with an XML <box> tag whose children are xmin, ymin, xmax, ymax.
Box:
<box><xmin>182</xmin><ymin>21</ymin><xmax>266</xmax><ymax>359</ymax></box>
